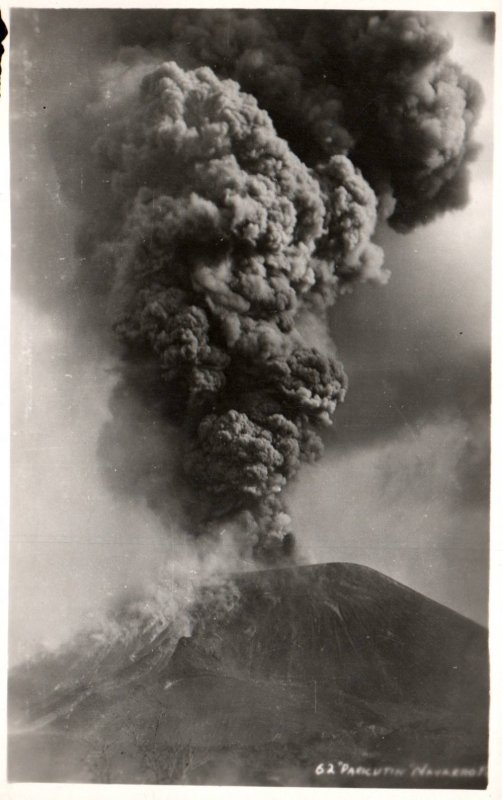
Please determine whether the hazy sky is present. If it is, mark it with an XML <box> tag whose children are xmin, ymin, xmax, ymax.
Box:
<box><xmin>9</xmin><ymin>9</ymin><xmax>494</xmax><ymax>664</ymax></box>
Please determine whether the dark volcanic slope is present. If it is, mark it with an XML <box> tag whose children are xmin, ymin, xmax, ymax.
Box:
<box><xmin>9</xmin><ymin>562</ymin><xmax>489</xmax><ymax>787</ymax></box>
<box><xmin>170</xmin><ymin>562</ymin><xmax>488</xmax><ymax>711</ymax></box>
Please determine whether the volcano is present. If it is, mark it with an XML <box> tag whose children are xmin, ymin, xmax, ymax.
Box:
<box><xmin>8</xmin><ymin>562</ymin><xmax>489</xmax><ymax>787</ymax></box>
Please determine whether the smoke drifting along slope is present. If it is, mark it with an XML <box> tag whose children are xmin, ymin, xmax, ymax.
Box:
<box><xmin>49</xmin><ymin>11</ymin><xmax>483</xmax><ymax>561</ymax></box>
<box><xmin>8</xmin><ymin>563</ymin><xmax>489</xmax><ymax>787</ymax></box>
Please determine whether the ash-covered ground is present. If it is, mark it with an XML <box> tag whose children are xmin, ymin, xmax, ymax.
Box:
<box><xmin>9</xmin><ymin>562</ymin><xmax>488</xmax><ymax>787</ymax></box>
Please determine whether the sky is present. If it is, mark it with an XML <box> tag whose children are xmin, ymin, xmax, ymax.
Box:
<box><xmin>8</xmin><ymin>9</ymin><xmax>494</xmax><ymax>665</ymax></box>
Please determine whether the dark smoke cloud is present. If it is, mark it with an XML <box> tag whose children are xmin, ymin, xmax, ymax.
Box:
<box><xmin>479</xmin><ymin>13</ymin><xmax>496</xmax><ymax>44</ymax></box>
<box><xmin>105</xmin><ymin>10</ymin><xmax>483</xmax><ymax>230</ymax></box>
<box><xmin>43</xmin><ymin>11</ymin><xmax>484</xmax><ymax>562</ymax></box>
<box><xmin>58</xmin><ymin>61</ymin><xmax>363</xmax><ymax>559</ymax></box>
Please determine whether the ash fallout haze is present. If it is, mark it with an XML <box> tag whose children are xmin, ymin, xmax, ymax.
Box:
<box><xmin>7</xmin><ymin>8</ymin><xmax>493</xmax><ymax>788</ymax></box>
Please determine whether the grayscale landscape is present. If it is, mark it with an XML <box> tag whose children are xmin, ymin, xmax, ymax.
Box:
<box><xmin>9</xmin><ymin>8</ymin><xmax>493</xmax><ymax>789</ymax></box>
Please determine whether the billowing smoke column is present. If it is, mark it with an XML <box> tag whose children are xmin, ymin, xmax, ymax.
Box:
<box><xmin>52</xmin><ymin>11</ymin><xmax>483</xmax><ymax>562</ymax></box>
<box><xmin>110</xmin><ymin>10</ymin><xmax>483</xmax><ymax>228</ymax></box>
<box><xmin>91</xmin><ymin>63</ymin><xmax>378</xmax><ymax>560</ymax></box>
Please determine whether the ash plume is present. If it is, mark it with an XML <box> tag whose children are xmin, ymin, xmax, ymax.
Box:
<box><xmin>107</xmin><ymin>10</ymin><xmax>484</xmax><ymax>229</ymax></box>
<box><xmin>47</xmin><ymin>11</ymin><xmax>483</xmax><ymax>564</ymax></box>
